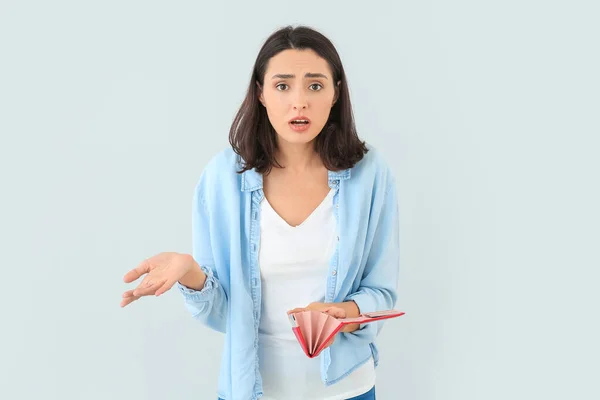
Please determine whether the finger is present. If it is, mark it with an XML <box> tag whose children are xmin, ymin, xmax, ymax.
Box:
<box><xmin>120</xmin><ymin>295</ymin><xmax>140</xmax><ymax>308</ymax></box>
<box><xmin>154</xmin><ymin>279</ymin><xmax>175</xmax><ymax>297</ymax></box>
<box><xmin>287</xmin><ymin>307</ymin><xmax>306</xmax><ymax>315</ymax></box>
<box><xmin>123</xmin><ymin>260</ymin><xmax>152</xmax><ymax>283</ymax></box>
<box><xmin>131</xmin><ymin>273</ymin><xmax>155</xmax><ymax>296</ymax></box>
<box><xmin>133</xmin><ymin>277</ymin><xmax>167</xmax><ymax>297</ymax></box>
<box><xmin>122</xmin><ymin>290</ymin><xmax>135</xmax><ymax>298</ymax></box>
<box><xmin>323</xmin><ymin>307</ymin><xmax>346</xmax><ymax>319</ymax></box>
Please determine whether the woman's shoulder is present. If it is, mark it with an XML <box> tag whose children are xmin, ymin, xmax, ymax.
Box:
<box><xmin>202</xmin><ymin>146</ymin><xmax>240</xmax><ymax>171</ymax></box>
<box><xmin>194</xmin><ymin>147</ymin><xmax>242</xmax><ymax>193</ymax></box>
<box><xmin>350</xmin><ymin>142</ymin><xmax>396</xmax><ymax>187</ymax></box>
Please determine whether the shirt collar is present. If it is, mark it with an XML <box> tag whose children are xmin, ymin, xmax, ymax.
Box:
<box><xmin>240</xmin><ymin>164</ymin><xmax>351</xmax><ymax>192</ymax></box>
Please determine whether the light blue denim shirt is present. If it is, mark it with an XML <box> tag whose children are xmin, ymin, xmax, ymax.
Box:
<box><xmin>176</xmin><ymin>144</ymin><xmax>400</xmax><ymax>400</ymax></box>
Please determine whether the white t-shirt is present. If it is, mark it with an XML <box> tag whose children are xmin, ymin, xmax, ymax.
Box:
<box><xmin>257</xmin><ymin>188</ymin><xmax>375</xmax><ymax>400</ymax></box>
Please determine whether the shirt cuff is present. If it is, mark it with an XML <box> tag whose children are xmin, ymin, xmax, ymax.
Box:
<box><xmin>345</xmin><ymin>291</ymin><xmax>377</xmax><ymax>330</ymax></box>
<box><xmin>176</xmin><ymin>265</ymin><xmax>216</xmax><ymax>301</ymax></box>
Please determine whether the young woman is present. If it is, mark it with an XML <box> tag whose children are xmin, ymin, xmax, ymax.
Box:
<box><xmin>121</xmin><ymin>25</ymin><xmax>400</xmax><ymax>400</ymax></box>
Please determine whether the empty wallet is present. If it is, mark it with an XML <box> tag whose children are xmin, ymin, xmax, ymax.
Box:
<box><xmin>288</xmin><ymin>309</ymin><xmax>405</xmax><ymax>358</ymax></box>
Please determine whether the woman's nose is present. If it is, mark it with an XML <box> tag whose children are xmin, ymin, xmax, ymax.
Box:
<box><xmin>293</xmin><ymin>103</ymin><xmax>307</xmax><ymax>110</ymax></box>
<box><xmin>292</xmin><ymin>91</ymin><xmax>308</xmax><ymax>110</ymax></box>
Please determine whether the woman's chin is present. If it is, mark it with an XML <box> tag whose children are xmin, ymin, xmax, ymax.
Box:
<box><xmin>277</xmin><ymin>130</ymin><xmax>319</xmax><ymax>145</ymax></box>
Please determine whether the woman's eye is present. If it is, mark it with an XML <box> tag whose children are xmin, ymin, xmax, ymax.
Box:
<box><xmin>276</xmin><ymin>83</ymin><xmax>322</xmax><ymax>91</ymax></box>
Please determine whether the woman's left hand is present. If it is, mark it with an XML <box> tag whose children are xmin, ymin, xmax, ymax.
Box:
<box><xmin>287</xmin><ymin>301</ymin><xmax>361</xmax><ymax>350</ymax></box>
<box><xmin>287</xmin><ymin>302</ymin><xmax>347</xmax><ymax>349</ymax></box>
<box><xmin>288</xmin><ymin>302</ymin><xmax>347</xmax><ymax>318</ymax></box>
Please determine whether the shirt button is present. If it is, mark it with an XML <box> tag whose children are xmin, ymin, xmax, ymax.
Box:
<box><xmin>332</xmin><ymin>270</ymin><xmax>337</xmax><ymax>276</ymax></box>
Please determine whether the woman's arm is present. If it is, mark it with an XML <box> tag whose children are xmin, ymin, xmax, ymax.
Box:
<box><xmin>176</xmin><ymin>177</ymin><xmax>228</xmax><ymax>333</ymax></box>
<box><xmin>298</xmin><ymin>176</ymin><xmax>400</xmax><ymax>338</ymax></box>
<box><xmin>176</xmin><ymin>261</ymin><xmax>228</xmax><ymax>333</ymax></box>
<box><xmin>342</xmin><ymin>176</ymin><xmax>400</xmax><ymax>342</ymax></box>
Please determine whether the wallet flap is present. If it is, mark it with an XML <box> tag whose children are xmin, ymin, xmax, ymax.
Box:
<box><xmin>362</xmin><ymin>309</ymin><xmax>404</xmax><ymax>318</ymax></box>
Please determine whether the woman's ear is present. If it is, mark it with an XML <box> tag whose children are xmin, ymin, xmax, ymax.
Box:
<box><xmin>256</xmin><ymin>81</ymin><xmax>265</xmax><ymax>107</ymax></box>
<box><xmin>332</xmin><ymin>80</ymin><xmax>341</xmax><ymax>106</ymax></box>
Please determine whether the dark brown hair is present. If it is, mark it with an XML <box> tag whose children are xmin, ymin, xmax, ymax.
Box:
<box><xmin>228</xmin><ymin>25</ymin><xmax>368</xmax><ymax>174</ymax></box>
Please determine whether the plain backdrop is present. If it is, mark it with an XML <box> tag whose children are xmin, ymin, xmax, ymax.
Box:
<box><xmin>1</xmin><ymin>1</ymin><xmax>598</xmax><ymax>399</ymax></box>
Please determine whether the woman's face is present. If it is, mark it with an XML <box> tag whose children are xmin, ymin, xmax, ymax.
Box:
<box><xmin>258</xmin><ymin>49</ymin><xmax>339</xmax><ymax>146</ymax></box>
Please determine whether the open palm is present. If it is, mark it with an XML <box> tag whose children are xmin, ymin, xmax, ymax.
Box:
<box><xmin>120</xmin><ymin>252</ymin><xmax>193</xmax><ymax>307</ymax></box>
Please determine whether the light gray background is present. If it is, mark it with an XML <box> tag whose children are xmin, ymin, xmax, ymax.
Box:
<box><xmin>1</xmin><ymin>1</ymin><xmax>598</xmax><ymax>399</ymax></box>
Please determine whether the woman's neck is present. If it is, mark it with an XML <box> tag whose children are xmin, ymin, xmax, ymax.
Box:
<box><xmin>274</xmin><ymin>140</ymin><xmax>322</xmax><ymax>173</ymax></box>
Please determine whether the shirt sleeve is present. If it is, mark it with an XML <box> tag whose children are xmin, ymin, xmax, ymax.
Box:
<box><xmin>343</xmin><ymin>175</ymin><xmax>400</xmax><ymax>343</ymax></box>
<box><xmin>176</xmin><ymin>174</ymin><xmax>228</xmax><ymax>333</ymax></box>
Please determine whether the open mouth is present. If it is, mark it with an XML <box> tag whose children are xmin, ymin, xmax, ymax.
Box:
<box><xmin>289</xmin><ymin>119</ymin><xmax>311</xmax><ymax>132</ymax></box>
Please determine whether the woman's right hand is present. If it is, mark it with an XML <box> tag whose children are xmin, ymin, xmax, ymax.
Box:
<box><xmin>120</xmin><ymin>252</ymin><xmax>205</xmax><ymax>308</ymax></box>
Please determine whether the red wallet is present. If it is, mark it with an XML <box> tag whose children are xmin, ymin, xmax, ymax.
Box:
<box><xmin>288</xmin><ymin>309</ymin><xmax>405</xmax><ymax>358</ymax></box>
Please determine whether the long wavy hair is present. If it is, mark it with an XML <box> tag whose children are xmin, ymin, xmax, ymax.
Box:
<box><xmin>229</xmin><ymin>25</ymin><xmax>368</xmax><ymax>175</ymax></box>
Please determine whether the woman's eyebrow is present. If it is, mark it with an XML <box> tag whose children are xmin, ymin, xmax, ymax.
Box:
<box><xmin>271</xmin><ymin>73</ymin><xmax>329</xmax><ymax>80</ymax></box>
